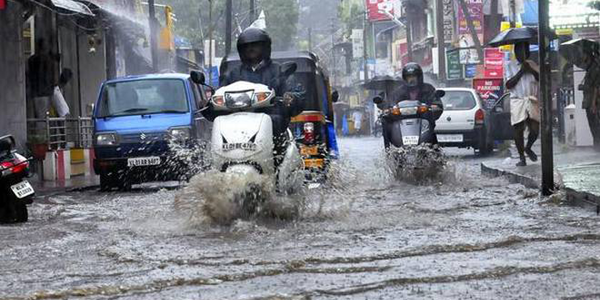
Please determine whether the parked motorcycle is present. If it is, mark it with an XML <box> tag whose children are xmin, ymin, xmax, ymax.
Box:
<box><xmin>373</xmin><ymin>91</ymin><xmax>447</xmax><ymax>181</ymax></box>
<box><xmin>191</xmin><ymin>64</ymin><xmax>304</xmax><ymax>212</ymax></box>
<box><xmin>0</xmin><ymin>135</ymin><xmax>34</xmax><ymax>223</ymax></box>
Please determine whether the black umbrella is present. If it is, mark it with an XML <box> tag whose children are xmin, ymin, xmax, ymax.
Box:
<box><xmin>488</xmin><ymin>27</ymin><xmax>539</xmax><ymax>47</ymax></box>
<box><xmin>361</xmin><ymin>75</ymin><xmax>404</xmax><ymax>91</ymax></box>
<box><xmin>560</xmin><ymin>38</ymin><xmax>599</xmax><ymax>59</ymax></box>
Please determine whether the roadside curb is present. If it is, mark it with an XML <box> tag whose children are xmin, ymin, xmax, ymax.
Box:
<box><xmin>480</xmin><ymin>162</ymin><xmax>540</xmax><ymax>189</ymax></box>
<box><xmin>482</xmin><ymin>162</ymin><xmax>600</xmax><ymax>213</ymax></box>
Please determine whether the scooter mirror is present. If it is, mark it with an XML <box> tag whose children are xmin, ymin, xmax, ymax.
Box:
<box><xmin>331</xmin><ymin>90</ymin><xmax>340</xmax><ymax>103</ymax></box>
<box><xmin>281</xmin><ymin>62</ymin><xmax>298</xmax><ymax>77</ymax></box>
<box><xmin>434</xmin><ymin>90</ymin><xmax>446</xmax><ymax>98</ymax></box>
<box><xmin>190</xmin><ymin>71</ymin><xmax>206</xmax><ymax>85</ymax></box>
<box><xmin>373</xmin><ymin>96</ymin><xmax>384</xmax><ymax>105</ymax></box>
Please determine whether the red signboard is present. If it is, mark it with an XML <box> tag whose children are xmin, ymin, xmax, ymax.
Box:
<box><xmin>473</xmin><ymin>78</ymin><xmax>504</xmax><ymax>108</ymax></box>
<box><xmin>366</xmin><ymin>0</ymin><xmax>394</xmax><ymax>22</ymax></box>
<box><xmin>0</xmin><ymin>0</ymin><xmax>6</xmax><ymax>10</ymax></box>
<box><xmin>483</xmin><ymin>48</ymin><xmax>504</xmax><ymax>78</ymax></box>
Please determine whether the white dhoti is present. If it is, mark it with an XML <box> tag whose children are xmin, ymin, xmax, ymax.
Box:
<box><xmin>510</xmin><ymin>96</ymin><xmax>540</xmax><ymax>125</ymax></box>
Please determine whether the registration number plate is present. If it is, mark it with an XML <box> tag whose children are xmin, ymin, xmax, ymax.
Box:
<box><xmin>11</xmin><ymin>181</ymin><xmax>34</xmax><ymax>199</ymax></box>
<box><xmin>402</xmin><ymin>136</ymin><xmax>419</xmax><ymax>145</ymax></box>
<box><xmin>437</xmin><ymin>134</ymin><xmax>464</xmax><ymax>143</ymax></box>
<box><xmin>127</xmin><ymin>157</ymin><xmax>161</xmax><ymax>167</ymax></box>
<box><xmin>300</xmin><ymin>145</ymin><xmax>319</xmax><ymax>156</ymax></box>
<box><xmin>304</xmin><ymin>158</ymin><xmax>324</xmax><ymax>168</ymax></box>
<box><xmin>222</xmin><ymin>142</ymin><xmax>257</xmax><ymax>152</ymax></box>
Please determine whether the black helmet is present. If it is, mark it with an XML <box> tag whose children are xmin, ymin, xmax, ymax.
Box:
<box><xmin>237</xmin><ymin>28</ymin><xmax>272</xmax><ymax>62</ymax></box>
<box><xmin>402</xmin><ymin>62</ymin><xmax>423</xmax><ymax>88</ymax></box>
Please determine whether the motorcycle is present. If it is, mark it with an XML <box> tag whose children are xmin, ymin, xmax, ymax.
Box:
<box><xmin>191</xmin><ymin>64</ymin><xmax>304</xmax><ymax>212</ymax></box>
<box><xmin>0</xmin><ymin>135</ymin><xmax>34</xmax><ymax>223</ymax></box>
<box><xmin>373</xmin><ymin>91</ymin><xmax>447</xmax><ymax>181</ymax></box>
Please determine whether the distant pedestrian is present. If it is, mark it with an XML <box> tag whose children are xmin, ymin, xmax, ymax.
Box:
<box><xmin>576</xmin><ymin>49</ymin><xmax>600</xmax><ymax>150</ymax></box>
<box><xmin>505</xmin><ymin>42</ymin><xmax>540</xmax><ymax>167</ymax></box>
<box><xmin>28</xmin><ymin>38</ymin><xmax>59</xmax><ymax>118</ymax></box>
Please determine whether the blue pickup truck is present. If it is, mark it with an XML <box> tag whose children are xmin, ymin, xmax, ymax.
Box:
<box><xmin>93</xmin><ymin>74</ymin><xmax>211</xmax><ymax>190</ymax></box>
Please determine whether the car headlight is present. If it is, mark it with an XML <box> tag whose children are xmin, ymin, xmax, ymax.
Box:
<box><xmin>95</xmin><ymin>133</ymin><xmax>119</xmax><ymax>146</ymax></box>
<box><xmin>168</xmin><ymin>127</ymin><xmax>191</xmax><ymax>141</ymax></box>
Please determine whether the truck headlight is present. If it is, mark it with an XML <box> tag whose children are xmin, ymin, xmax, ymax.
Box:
<box><xmin>168</xmin><ymin>127</ymin><xmax>191</xmax><ymax>141</ymax></box>
<box><xmin>95</xmin><ymin>133</ymin><xmax>119</xmax><ymax>146</ymax></box>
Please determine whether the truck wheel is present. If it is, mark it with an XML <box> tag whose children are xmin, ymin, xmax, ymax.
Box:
<box><xmin>15</xmin><ymin>203</ymin><xmax>28</xmax><ymax>223</ymax></box>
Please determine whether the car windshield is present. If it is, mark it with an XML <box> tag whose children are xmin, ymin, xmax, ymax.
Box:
<box><xmin>441</xmin><ymin>91</ymin><xmax>476</xmax><ymax>111</ymax></box>
<box><xmin>97</xmin><ymin>79</ymin><xmax>189</xmax><ymax>117</ymax></box>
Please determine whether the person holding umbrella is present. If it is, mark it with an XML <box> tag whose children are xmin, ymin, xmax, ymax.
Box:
<box><xmin>504</xmin><ymin>42</ymin><xmax>540</xmax><ymax>166</ymax></box>
<box><xmin>561</xmin><ymin>39</ymin><xmax>600</xmax><ymax>150</ymax></box>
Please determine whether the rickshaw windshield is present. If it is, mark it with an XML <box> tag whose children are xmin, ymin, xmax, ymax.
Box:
<box><xmin>288</xmin><ymin>72</ymin><xmax>321</xmax><ymax>111</ymax></box>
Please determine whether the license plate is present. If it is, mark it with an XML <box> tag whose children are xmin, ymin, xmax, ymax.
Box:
<box><xmin>11</xmin><ymin>181</ymin><xmax>34</xmax><ymax>199</ymax></box>
<box><xmin>300</xmin><ymin>145</ymin><xmax>319</xmax><ymax>156</ymax></box>
<box><xmin>437</xmin><ymin>134</ymin><xmax>464</xmax><ymax>143</ymax></box>
<box><xmin>402</xmin><ymin>136</ymin><xmax>419</xmax><ymax>145</ymax></box>
<box><xmin>222</xmin><ymin>142</ymin><xmax>257</xmax><ymax>152</ymax></box>
<box><xmin>304</xmin><ymin>158</ymin><xmax>324</xmax><ymax>168</ymax></box>
<box><xmin>127</xmin><ymin>157</ymin><xmax>161</xmax><ymax>167</ymax></box>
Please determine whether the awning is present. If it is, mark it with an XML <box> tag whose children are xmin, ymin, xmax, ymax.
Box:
<box><xmin>51</xmin><ymin>0</ymin><xmax>94</xmax><ymax>16</ymax></box>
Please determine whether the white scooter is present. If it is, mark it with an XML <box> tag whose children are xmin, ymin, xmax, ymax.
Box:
<box><xmin>191</xmin><ymin>65</ymin><xmax>304</xmax><ymax>203</ymax></box>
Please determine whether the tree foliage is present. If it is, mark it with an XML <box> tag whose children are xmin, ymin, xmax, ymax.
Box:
<box><xmin>260</xmin><ymin>0</ymin><xmax>299</xmax><ymax>50</ymax></box>
<box><xmin>158</xmin><ymin>0</ymin><xmax>299</xmax><ymax>54</ymax></box>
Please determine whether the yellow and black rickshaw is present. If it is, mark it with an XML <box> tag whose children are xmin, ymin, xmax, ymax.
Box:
<box><xmin>221</xmin><ymin>51</ymin><xmax>339</xmax><ymax>179</ymax></box>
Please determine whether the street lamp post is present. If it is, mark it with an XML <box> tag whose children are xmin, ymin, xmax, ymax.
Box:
<box><xmin>539</xmin><ymin>0</ymin><xmax>554</xmax><ymax>195</ymax></box>
<box><xmin>148</xmin><ymin>0</ymin><xmax>159</xmax><ymax>72</ymax></box>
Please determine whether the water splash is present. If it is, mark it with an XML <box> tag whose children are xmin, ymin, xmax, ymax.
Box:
<box><xmin>385</xmin><ymin>144</ymin><xmax>452</xmax><ymax>185</ymax></box>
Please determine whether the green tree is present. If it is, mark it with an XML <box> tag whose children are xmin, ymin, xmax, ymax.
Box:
<box><xmin>338</xmin><ymin>0</ymin><xmax>364</xmax><ymax>39</ymax></box>
<box><xmin>260</xmin><ymin>0</ymin><xmax>299</xmax><ymax>50</ymax></box>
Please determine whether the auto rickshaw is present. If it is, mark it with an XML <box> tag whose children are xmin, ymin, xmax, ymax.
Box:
<box><xmin>221</xmin><ymin>51</ymin><xmax>340</xmax><ymax>181</ymax></box>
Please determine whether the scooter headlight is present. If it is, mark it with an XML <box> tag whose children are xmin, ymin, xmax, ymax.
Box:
<box><xmin>399</xmin><ymin>106</ymin><xmax>418</xmax><ymax>115</ymax></box>
<box><xmin>225</xmin><ymin>91</ymin><xmax>253</xmax><ymax>109</ymax></box>
<box><xmin>95</xmin><ymin>132</ymin><xmax>119</xmax><ymax>146</ymax></box>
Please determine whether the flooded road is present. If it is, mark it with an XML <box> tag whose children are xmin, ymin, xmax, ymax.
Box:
<box><xmin>2</xmin><ymin>137</ymin><xmax>600</xmax><ymax>299</ymax></box>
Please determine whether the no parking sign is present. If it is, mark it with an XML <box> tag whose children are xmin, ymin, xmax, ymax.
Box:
<box><xmin>473</xmin><ymin>78</ymin><xmax>504</xmax><ymax>109</ymax></box>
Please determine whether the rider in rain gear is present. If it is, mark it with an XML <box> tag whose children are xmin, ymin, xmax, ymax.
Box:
<box><xmin>376</xmin><ymin>62</ymin><xmax>444</xmax><ymax>148</ymax></box>
<box><xmin>203</xmin><ymin>28</ymin><xmax>304</xmax><ymax>162</ymax></box>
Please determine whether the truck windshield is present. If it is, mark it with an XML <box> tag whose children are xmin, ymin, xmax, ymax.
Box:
<box><xmin>97</xmin><ymin>79</ymin><xmax>189</xmax><ymax>117</ymax></box>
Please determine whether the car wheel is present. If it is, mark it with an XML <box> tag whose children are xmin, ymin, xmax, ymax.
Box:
<box><xmin>100</xmin><ymin>174</ymin><xmax>115</xmax><ymax>191</ymax></box>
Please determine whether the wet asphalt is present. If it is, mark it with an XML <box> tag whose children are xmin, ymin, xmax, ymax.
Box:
<box><xmin>2</xmin><ymin>137</ymin><xmax>600</xmax><ymax>300</ymax></box>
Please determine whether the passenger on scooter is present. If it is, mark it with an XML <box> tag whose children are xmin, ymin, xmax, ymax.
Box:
<box><xmin>203</xmin><ymin>28</ymin><xmax>304</xmax><ymax>150</ymax></box>
<box><xmin>376</xmin><ymin>63</ymin><xmax>444</xmax><ymax>147</ymax></box>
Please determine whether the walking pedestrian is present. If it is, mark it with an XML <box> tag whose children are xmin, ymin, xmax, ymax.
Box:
<box><xmin>505</xmin><ymin>42</ymin><xmax>540</xmax><ymax>167</ymax></box>
<box><xmin>576</xmin><ymin>49</ymin><xmax>600</xmax><ymax>150</ymax></box>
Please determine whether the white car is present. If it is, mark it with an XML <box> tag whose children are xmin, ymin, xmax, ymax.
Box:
<box><xmin>435</xmin><ymin>88</ymin><xmax>495</xmax><ymax>155</ymax></box>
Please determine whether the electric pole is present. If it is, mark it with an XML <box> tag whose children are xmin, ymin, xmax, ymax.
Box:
<box><xmin>435</xmin><ymin>0</ymin><xmax>446</xmax><ymax>83</ymax></box>
<box><xmin>363</xmin><ymin>10</ymin><xmax>369</xmax><ymax>82</ymax></box>
<box><xmin>331</xmin><ymin>18</ymin><xmax>336</xmax><ymax>85</ymax></box>
<box><xmin>148</xmin><ymin>0</ymin><xmax>159</xmax><ymax>72</ymax></box>
<box><xmin>208</xmin><ymin>0</ymin><xmax>213</xmax><ymax>84</ymax></box>
<box><xmin>308</xmin><ymin>27</ymin><xmax>312</xmax><ymax>52</ymax></box>
<box><xmin>225</xmin><ymin>0</ymin><xmax>233</xmax><ymax>55</ymax></box>
<box><xmin>539</xmin><ymin>0</ymin><xmax>554</xmax><ymax>195</ymax></box>
<box><xmin>249</xmin><ymin>0</ymin><xmax>255</xmax><ymax>23</ymax></box>
<box><xmin>405</xmin><ymin>6</ymin><xmax>413</xmax><ymax>62</ymax></box>
<box><xmin>510</xmin><ymin>0</ymin><xmax>517</xmax><ymax>27</ymax></box>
